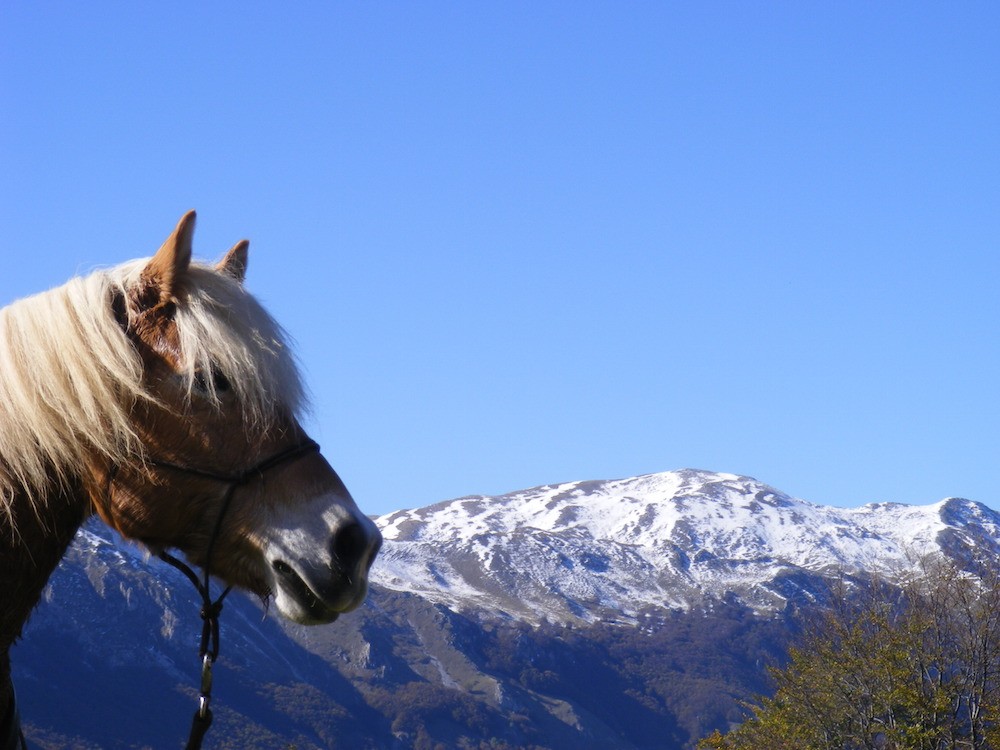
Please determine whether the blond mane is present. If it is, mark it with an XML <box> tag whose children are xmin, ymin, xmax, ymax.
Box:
<box><xmin>0</xmin><ymin>259</ymin><xmax>306</xmax><ymax>510</ymax></box>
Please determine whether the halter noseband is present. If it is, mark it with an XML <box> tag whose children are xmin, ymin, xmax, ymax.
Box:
<box><xmin>116</xmin><ymin>438</ymin><xmax>321</xmax><ymax>750</ymax></box>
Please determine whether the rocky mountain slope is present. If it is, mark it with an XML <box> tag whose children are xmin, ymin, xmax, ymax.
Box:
<box><xmin>11</xmin><ymin>469</ymin><xmax>1000</xmax><ymax>749</ymax></box>
<box><xmin>375</xmin><ymin>468</ymin><xmax>1000</xmax><ymax>621</ymax></box>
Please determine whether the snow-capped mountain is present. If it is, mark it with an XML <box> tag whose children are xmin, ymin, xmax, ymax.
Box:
<box><xmin>373</xmin><ymin>468</ymin><xmax>1000</xmax><ymax>622</ymax></box>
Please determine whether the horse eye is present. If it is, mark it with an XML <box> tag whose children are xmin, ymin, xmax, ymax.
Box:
<box><xmin>213</xmin><ymin>368</ymin><xmax>232</xmax><ymax>392</ymax></box>
<box><xmin>192</xmin><ymin>367</ymin><xmax>231</xmax><ymax>394</ymax></box>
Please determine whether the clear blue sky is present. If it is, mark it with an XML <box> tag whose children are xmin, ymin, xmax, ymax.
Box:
<box><xmin>2</xmin><ymin>3</ymin><xmax>998</xmax><ymax>516</ymax></box>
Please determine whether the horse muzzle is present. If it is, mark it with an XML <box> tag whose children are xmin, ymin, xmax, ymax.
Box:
<box><xmin>264</xmin><ymin>497</ymin><xmax>382</xmax><ymax>625</ymax></box>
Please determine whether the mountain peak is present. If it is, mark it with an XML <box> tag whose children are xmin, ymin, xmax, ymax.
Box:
<box><xmin>937</xmin><ymin>495</ymin><xmax>996</xmax><ymax>522</ymax></box>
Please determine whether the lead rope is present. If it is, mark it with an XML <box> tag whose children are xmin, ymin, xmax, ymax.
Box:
<box><xmin>159</xmin><ymin>482</ymin><xmax>234</xmax><ymax>750</ymax></box>
<box><xmin>106</xmin><ymin>439</ymin><xmax>320</xmax><ymax>750</ymax></box>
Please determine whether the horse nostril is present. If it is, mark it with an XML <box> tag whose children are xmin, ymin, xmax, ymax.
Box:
<box><xmin>331</xmin><ymin>521</ymin><xmax>368</xmax><ymax>566</ymax></box>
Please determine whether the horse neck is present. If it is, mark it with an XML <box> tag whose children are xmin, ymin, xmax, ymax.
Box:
<box><xmin>0</xmin><ymin>651</ymin><xmax>9</xmax><ymax>733</ymax></box>
<box><xmin>1</xmin><ymin>479</ymin><xmax>89</xmax><ymax>656</ymax></box>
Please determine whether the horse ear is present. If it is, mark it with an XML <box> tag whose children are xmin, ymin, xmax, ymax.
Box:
<box><xmin>141</xmin><ymin>210</ymin><xmax>196</xmax><ymax>305</ymax></box>
<box><xmin>217</xmin><ymin>239</ymin><xmax>249</xmax><ymax>283</ymax></box>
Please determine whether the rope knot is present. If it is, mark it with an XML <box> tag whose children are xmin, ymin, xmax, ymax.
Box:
<box><xmin>200</xmin><ymin>601</ymin><xmax>224</xmax><ymax>621</ymax></box>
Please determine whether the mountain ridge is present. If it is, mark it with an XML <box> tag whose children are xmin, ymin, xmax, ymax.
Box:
<box><xmin>373</xmin><ymin>467</ymin><xmax>999</xmax><ymax>623</ymax></box>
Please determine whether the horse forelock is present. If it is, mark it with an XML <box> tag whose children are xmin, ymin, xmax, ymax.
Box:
<box><xmin>143</xmin><ymin>261</ymin><xmax>308</xmax><ymax>427</ymax></box>
<box><xmin>0</xmin><ymin>259</ymin><xmax>307</xmax><ymax>515</ymax></box>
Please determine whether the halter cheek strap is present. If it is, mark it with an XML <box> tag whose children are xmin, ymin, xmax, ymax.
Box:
<box><xmin>109</xmin><ymin>438</ymin><xmax>320</xmax><ymax>750</ymax></box>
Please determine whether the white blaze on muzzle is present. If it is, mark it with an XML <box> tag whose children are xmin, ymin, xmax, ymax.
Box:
<box><xmin>264</xmin><ymin>491</ymin><xmax>382</xmax><ymax>625</ymax></box>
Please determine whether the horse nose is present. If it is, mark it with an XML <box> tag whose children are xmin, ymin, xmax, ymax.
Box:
<box><xmin>331</xmin><ymin>517</ymin><xmax>381</xmax><ymax>572</ymax></box>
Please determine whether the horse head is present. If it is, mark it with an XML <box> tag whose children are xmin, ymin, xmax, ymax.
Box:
<box><xmin>92</xmin><ymin>211</ymin><xmax>381</xmax><ymax>625</ymax></box>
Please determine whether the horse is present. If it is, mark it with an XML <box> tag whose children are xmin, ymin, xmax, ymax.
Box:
<box><xmin>0</xmin><ymin>211</ymin><xmax>382</xmax><ymax>747</ymax></box>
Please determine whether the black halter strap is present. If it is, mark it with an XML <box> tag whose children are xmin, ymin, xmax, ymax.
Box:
<box><xmin>137</xmin><ymin>438</ymin><xmax>320</xmax><ymax>750</ymax></box>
